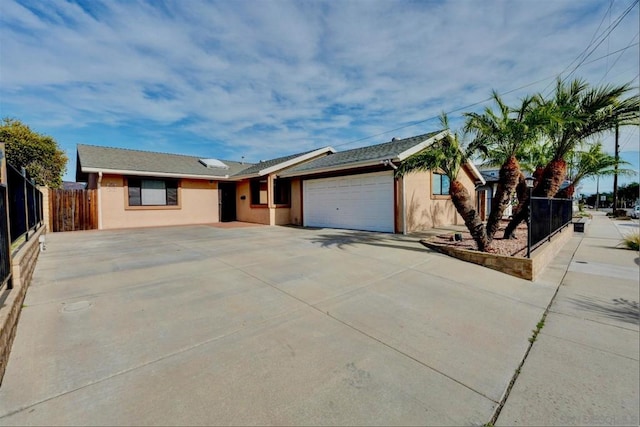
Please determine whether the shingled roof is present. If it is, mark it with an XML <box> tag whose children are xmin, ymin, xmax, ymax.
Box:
<box><xmin>76</xmin><ymin>144</ymin><xmax>251</xmax><ymax>181</ymax></box>
<box><xmin>230</xmin><ymin>146</ymin><xmax>335</xmax><ymax>178</ymax></box>
<box><xmin>281</xmin><ymin>130</ymin><xmax>447</xmax><ymax>176</ymax></box>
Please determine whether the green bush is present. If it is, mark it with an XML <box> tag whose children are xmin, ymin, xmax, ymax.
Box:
<box><xmin>621</xmin><ymin>233</ymin><xmax>640</xmax><ymax>251</ymax></box>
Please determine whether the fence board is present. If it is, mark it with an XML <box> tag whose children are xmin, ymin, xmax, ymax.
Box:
<box><xmin>49</xmin><ymin>189</ymin><xmax>97</xmax><ymax>232</ymax></box>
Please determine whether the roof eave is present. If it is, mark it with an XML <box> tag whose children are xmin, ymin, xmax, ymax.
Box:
<box><xmin>81</xmin><ymin>167</ymin><xmax>229</xmax><ymax>180</ymax></box>
<box><xmin>396</xmin><ymin>130</ymin><xmax>450</xmax><ymax>161</ymax></box>
<box><xmin>257</xmin><ymin>146</ymin><xmax>336</xmax><ymax>176</ymax></box>
<box><xmin>465</xmin><ymin>161</ymin><xmax>486</xmax><ymax>185</ymax></box>
<box><xmin>280</xmin><ymin>158</ymin><xmax>398</xmax><ymax>178</ymax></box>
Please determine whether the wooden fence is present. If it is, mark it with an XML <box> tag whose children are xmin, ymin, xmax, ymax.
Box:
<box><xmin>49</xmin><ymin>189</ymin><xmax>98</xmax><ymax>232</ymax></box>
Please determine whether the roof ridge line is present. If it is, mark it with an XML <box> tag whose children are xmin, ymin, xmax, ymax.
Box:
<box><xmin>77</xmin><ymin>143</ymin><xmax>249</xmax><ymax>164</ymax></box>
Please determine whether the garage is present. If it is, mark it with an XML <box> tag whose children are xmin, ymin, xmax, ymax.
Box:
<box><xmin>303</xmin><ymin>171</ymin><xmax>395</xmax><ymax>232</ymax></box>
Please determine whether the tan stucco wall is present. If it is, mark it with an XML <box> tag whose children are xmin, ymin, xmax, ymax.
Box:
<box><xmin>235</xmin><ymin>177</ymin><xmax>297</xmax><ymax>226</ymax></box>
<box><xmin>401</xmin><ymin>168</ymin><xmax>476</xmax><ymax>233</ymax></box>
<box><xmin>235</xmin><ymin>180</ymin><xmax>270</xmax><ymax>225</ymax></box>
<box><xmin>274</xmin><ymin>207</ymin><xmax>291</xmax><ymax>225</ymax></box>
<box><xmin>99</xmin><ymin>174</ymin><xmax>219</xmax><ymax>229</ymax></box>
<box><xmin>289</xmin><ymin>178</ymin><xmax>302</xmax><ymax>226</ymax></box>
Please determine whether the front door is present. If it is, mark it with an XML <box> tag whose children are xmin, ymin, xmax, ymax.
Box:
<box><xmin>219</xmin><ymin>182</ymin><xmax>236</xmax><ymax>222</ymax></box>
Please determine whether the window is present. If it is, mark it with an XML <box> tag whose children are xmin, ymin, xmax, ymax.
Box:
<box><xmin>128</xmin><ymin>178</ymin><xmax>178</xmax><ymax>206</ymax></box>
<box><xmin>250</xmin><ymin>178</ymin><xmax>268</xmax><ymax>205</ymax></box>
<box><xmin>273</xmin><ymin>178</ymin><xmax>290</xmax><ymax>205</ymax></box>
<box><xmin>432</xmin><ymin>173</ymin><xmax>450</xmax><ymax>196</ymax></box>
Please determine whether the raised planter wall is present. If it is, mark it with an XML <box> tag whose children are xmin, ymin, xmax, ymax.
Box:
<box><xmin>422</xmin><ymin>225</ymin><xmax>574</xmax><ymax>281</ymax></box>
<box><xmin>0</xmin><ymin>226</ymin><xmax>44</xmax><ymax>385</ymax></box>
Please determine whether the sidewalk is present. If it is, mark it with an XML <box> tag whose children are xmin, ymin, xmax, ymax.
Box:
<box><xmin>497</xmin><ymin>211</ymin><xmax>639</xmax><ymax>426</ymax></box>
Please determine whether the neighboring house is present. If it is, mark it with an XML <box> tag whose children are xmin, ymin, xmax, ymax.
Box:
<box><xmin>75</xmin><ymin>130</ymin><xmax>485</xmax><ymax>233</ymax></box>
<box><xmin>476</xmin><ymin>168</ymin><xmax>514</xmax><ymax>221</ymax></box>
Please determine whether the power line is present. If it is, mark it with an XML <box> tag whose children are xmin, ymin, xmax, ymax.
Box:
<box><xmin>334</xmin><ymin>45</ymin><xmax>640</xmax><ymax>149</ymax></box>
<box><xmin>539</xmin><ymin>0</ymin><xmax>616</xmax><ymax>94</ymax></box>
<box><xmin>598</xmin><ymin>32</ymin><xmax>639</xmax><ymax>84</ymax></box>
<box><xmin>559</xmin><ymin>0</ymin><xmax>638</xmax><ymax>85</ymax></box>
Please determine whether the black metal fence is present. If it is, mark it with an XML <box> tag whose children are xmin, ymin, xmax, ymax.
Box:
<box><xmin>7</xmin><ymin>163</ymin><xmax>43</xmax><ymax>246</ymax></box>
<box><xmin>0</xmin><ymin>184</ymin><xmax>11</xmax><ymax>289</ymax></box>
<box><xmin>528</xmin><ymin>197</ymin><xmax>572</xmax><ymax>257</ymax></box>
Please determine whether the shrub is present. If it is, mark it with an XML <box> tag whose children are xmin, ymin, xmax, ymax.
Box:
<box><xmin>621</xmin><ymin>232</ymin><xmax>640</xmax><ymax>251</ymax></box>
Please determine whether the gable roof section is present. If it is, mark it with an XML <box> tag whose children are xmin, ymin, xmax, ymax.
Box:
<box><xmin>76</xmin><ymin>144</ymin><xmax>251</xmax><ymax>181</ymax></box>
<box><xmin>280</xmin><ymin>130</ymin><xmax>447</xmax><ymax>177</ymax></box>
<box><xmin>230</xmin><ymin>146</ymin><xmax>335</xmax><ymax>178</ymax></box>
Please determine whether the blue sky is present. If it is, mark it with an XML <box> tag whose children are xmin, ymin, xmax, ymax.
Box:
<box><xmin>1</xmin><ymin>0</ymin><xmax>638</xmax><ymax>196</ymax></box>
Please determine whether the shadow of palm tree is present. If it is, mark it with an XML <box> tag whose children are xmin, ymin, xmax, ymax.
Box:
<box><xmin>308</xmin><ymin>230</ymin><xmax>434</xmax><ymax>253</ymax></box>
<box><xmin>568</xmin><ymin>296</ymin><xmax>639</xmax><ymax>325</ymax></box>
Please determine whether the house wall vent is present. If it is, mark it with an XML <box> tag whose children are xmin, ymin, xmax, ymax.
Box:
<box><xmin>199</xmin><ymin>158</ymin><xmax>229</xmax><ymax>169</ymax></box>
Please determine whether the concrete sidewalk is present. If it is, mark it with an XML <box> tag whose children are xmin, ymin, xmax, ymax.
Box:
<box><xmin>497</xmin><ymin>211</ymin><xmax>639</xmax><ymax>426</ymax></box>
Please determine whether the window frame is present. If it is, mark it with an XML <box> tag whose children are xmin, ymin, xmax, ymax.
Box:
<box><xmin>250</xmin><ymin>178</ymin><xmax>268</xmax><ymax>206</ymax></box>
<box><xmin>431</xmin><ymin>172</ymin><xmax>451</xmax><ymax>198</ymax></box>
<box><xmin>125</xmin><ymin>177</ymin><xmax>181</xmax><ymax>210</ymax></box>
<box><xmin>273</xmin><ymin>177</ymin><xmax>291</xmax><ymax>206</ymax></box>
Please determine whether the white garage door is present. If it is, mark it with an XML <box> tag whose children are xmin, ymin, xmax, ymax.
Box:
<box><xmin>303</xmin><ymin>171</ymin><xmax>395</xmax><ymax>232</ymax></box>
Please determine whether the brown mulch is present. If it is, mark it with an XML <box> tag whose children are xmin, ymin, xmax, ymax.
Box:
<box><xmin>429</xmin><ymin>220</ymin><xmax>529</xmax><ymax>258</ymax></box>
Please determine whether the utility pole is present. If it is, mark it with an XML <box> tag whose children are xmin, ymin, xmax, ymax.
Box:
<box><xmin>612</xmin><ymin>123</ymin><xmax>619</xmax><ymax>211</ymax></box>
<box><xmin>595</xmin><ymin>175</ymin><xmax>600</xmax><ymax>210</ymax></box>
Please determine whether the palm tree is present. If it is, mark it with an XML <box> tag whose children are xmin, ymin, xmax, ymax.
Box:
<box><xmin>503</xmin><ymin>78</ymin><xmax>639</xmax><ymax>238</ymax></box>
<box><xmin>464</xmin><ymin>92</ymin><xmax>541</xmax><ymax>241</ymax></box>
<box><xmin>396</xmin><ymin>115</ymin><xmax>489</xmax><ymax>251</ymax></box>
<box><xmin>537</xmin><ymin>78</ymin><xmax>639</xmax><ymax>198</ymax></box>
<box><xmin>556</xmin><ymin>142</ymin><xmax>636</xmax><ymax>198</ymax></box>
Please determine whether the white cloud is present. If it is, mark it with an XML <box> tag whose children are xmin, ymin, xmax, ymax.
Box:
<box><xmin>0</xmin><ymin>0</ymin><xmax>638</xmax><ymax>186</ymax></box>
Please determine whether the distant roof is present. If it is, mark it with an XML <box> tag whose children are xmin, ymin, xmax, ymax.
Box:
<box><xmin>281</xmin><ymin>130</ymin><xmax>447</xmax><ymax>176</ymax></box>
<box><xmin>62</xmin><ymin>181</ymin><xmax>87</xmax><ymax>190</ymax></box>
<box><xmin>76</xmin><ymin>144</ymin><xmax>252</xmax><ymax>181</ymax></box>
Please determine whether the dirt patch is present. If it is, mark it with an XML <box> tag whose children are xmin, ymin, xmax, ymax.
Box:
<box><xmin>428</xmin><ymin>220</ymin><xmax>529</xmax><ymax>257</ymax></box>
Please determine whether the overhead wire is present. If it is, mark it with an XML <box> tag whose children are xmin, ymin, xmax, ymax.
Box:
<box><xmin>334</xmin><ymin>44</ymin><xmax>640</xmax><ymax>149</ymax></box>
<box><xmin>333</xmin><ymin>0</ymin><xmax>639</xmax><ymax>150</ymax></box>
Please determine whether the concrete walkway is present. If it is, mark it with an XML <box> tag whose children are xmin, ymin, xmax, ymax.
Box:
<box><xmin>497</xmin><ymin>211</ymin><xmax>639</xmax><ymax>426</ymax></box>
<box><xmin>0</xmin><ymin>215</ymin><xmax>637</xmax><ymax>425</ymax></box>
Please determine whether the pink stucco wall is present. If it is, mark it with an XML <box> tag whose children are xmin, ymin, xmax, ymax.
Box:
<box><xmin>401</xmin><ymin>168</ymin><xmax>475</xmax><ymax>233</ymax></box>
<box><xmin>98</xmin><ymin>174</ymin><xmax>219</xmax><ymax>229</ymax></box>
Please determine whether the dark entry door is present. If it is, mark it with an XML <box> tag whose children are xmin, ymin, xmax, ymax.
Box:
<box><xmin>219</xmin><ymin>182</ymin><xmax>236</xmax><ymax>222</ymax></box>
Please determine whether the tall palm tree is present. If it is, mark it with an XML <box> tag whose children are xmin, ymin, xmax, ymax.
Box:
<box><xmin>464</xmin><ymin>92</ymin><xmax>541</xmax><ymax>241</ymax></box>
<box><xmin>396</xmin><ymin>115</ymin><xmax>489</xmax><ymax>251</ymax></box>
<box><xmin>504</xmin><ymin>78</ymin><xmax>639</xmax><ymax>239</ymax></box>
<box><xmin>538</xmin><ymin>78</ymin><xmax>639</xmax><ymax>198</ymax></box>
<box><xmin>556</xmin><ymin>142</ymin><xmax>635</xmax><ymax>198</ymax></box>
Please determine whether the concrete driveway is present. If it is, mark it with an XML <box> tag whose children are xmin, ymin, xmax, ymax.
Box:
<box><xmin>0</xmin><ymin>224</ymin><xmax>566</xmax><ymax>426</ymax></box>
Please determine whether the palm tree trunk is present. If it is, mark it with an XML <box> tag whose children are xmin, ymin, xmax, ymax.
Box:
<box><xmin>450</xmin><ymin>180</ymin><xmax>489</xmax><ymax>251</ymax></box>
<box><xmin>555</xmin><ymin>183</ymin><xmax>575</xmax><ymax>199</ymax></box>
<box><xmin>503</xmin><ymin>162</ymin><xmax>567</xmax><ymax>239</ymax></box>
<box><xmin>511</xmin><ymin>173</ymin><xmax>528</xmax><ymax>216</ymax></box>
<box><xmin>486</xmin><ymin>156</ymin><xmax>521</xmax><ymax>241</ymax></box>
<box><xmin>539</xmin><ymin>158</ymin><xmax>567</xmax><ymax>198</ymax></box>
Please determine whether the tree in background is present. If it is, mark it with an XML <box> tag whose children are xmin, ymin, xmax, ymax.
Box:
<box><xmin>0</xmin><ymin>118</ymin><xmax>67</xmax><ymax>188</ymax></box>
<box><xmin>556</xmin><ymin>142</ymin><xmax>636</xmax><ymax>199</ymax></box>
<box><xmin>617</xmin><ymin>182</ymin><xmax>639</xmax><ymax>207</ymax></box>
<box><xmin>396</xmin><ymin>115</ymin><xmax>489</xmax><ymax>251</ymax></box>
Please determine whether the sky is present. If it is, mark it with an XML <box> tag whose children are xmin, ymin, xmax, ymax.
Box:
<box><xmin>1</xmin><ymin>0</ymin><xmax>638</xmax><ymax>196</ymax></box>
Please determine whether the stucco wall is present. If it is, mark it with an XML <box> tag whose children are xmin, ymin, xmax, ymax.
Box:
<box><xmin>235</xmin><ymin>180</ymin><xmax>270</xmax><ymax>225</ymax></box>
<box><xmin>99</xmin><ymin>174</ymin><xmax>219</xmax><ymax>229</ymax></box>
<box><xmin>402</xmin><ymin>168</ymin><xmax>476</xmax><ymax>233</ymax></box>
<box><xmin>289</xmin><ymin>178</ymin><xmax>302</xmax><ymax>226</ymax></box>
